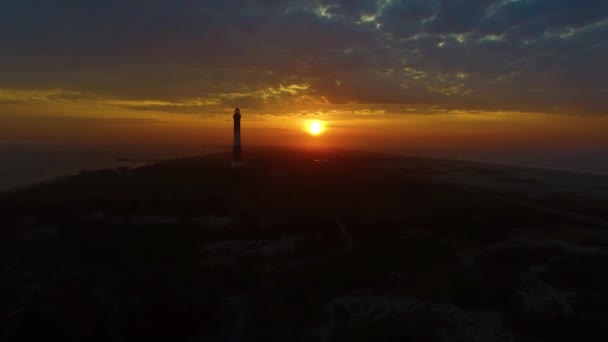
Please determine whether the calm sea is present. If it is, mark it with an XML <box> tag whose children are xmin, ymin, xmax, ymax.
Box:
<box><xmin>0</xmin><ymin>144</ymin><xmax>226</xmax><ymax>191</ymax></box>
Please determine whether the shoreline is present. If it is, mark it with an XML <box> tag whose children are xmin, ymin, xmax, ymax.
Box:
<box><xmin>3</xmin><ymin>147</ymin><xmax>607</xmax><ymax>195</ymax></box>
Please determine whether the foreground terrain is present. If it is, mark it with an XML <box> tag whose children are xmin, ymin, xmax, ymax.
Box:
<box><xmin>1</xmin><ymin>148</ymin><xmax>607</xmax><ymax>341</ymax></box>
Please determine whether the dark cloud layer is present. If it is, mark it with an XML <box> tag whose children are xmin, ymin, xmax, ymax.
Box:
<box><xmin>0</xmin><ymin>0</ymin><xmax>606</xmax><ymax>113</ymax></box>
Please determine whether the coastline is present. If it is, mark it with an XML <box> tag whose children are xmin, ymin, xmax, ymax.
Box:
<box><xmin>3</xmin><ymin>147</ymin><xmax>607</xmax><ymax>196</ymax></box>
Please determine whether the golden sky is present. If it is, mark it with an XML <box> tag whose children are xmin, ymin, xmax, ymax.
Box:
<box><xmin>1</xmin><ymin>88</ymin><xmax>607</xmax><ymax>154</ymax></box>
<box><xmin>1</xmin><ymin>1</ymin><xmax>607</xmax><ymax>153</ymax></box>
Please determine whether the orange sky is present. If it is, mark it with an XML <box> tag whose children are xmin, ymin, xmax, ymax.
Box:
<box><xmin>2</xmin><ymin>95</ymin><xmax>608</xmax><ymax>155</ymax></box>
<box><xmin>2</xmin><ymin>1</ymin><xmax>607</xmax><ymax>158</ymax></box>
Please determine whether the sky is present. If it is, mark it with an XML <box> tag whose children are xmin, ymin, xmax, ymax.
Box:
<box><xmin>1</xmin><ymin>0</ymin><xmax>607</xmax><ymax>154</ymax></box>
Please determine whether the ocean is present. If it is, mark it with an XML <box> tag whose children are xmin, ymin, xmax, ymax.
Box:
<box><xmin>0</xmin><ymin>144</ymin><xmax>227</xmax><ymax>191</ymax></box>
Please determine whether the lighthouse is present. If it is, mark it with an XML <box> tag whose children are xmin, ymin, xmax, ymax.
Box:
<box><xmin>232</xmin><ymin>108</ymin><xmax>242</xmax><ymax>167</ymax></box>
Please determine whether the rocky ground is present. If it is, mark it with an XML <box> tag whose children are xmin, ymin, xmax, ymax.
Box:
<box><xmin>1</xmin><ymin>148</ymin><xmax>607</xmax><ymax>341</ymax></box>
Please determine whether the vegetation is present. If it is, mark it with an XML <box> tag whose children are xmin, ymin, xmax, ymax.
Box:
<box><xmin>1</xmin><ymin>148</ymin><xmax>607</xmax><ymax>341</ymax></box>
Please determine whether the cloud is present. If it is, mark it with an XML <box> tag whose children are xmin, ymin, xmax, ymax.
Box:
<box><xmin>0</xmin><ymin>115</ymin><xmax>165</xmax><ymax>125</ymax></box>
<box><xmin>0</xmin><ymin>0</ymin><xmax>606</xmax><ymax>114</ymax></box>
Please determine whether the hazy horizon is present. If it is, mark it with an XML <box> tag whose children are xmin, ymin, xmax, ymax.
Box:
<box><xmin>2</xmin><ymin>141</ymin><xmax>607</xmax><ymax>192</ymax></box>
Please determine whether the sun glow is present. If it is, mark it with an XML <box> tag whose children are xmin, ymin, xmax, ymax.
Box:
<box><xmin>306</xmin><ymin>120</ymin><xmax>325</xmax><ymax>136</ymax></box>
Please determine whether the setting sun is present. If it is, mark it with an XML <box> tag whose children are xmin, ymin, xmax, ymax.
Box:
<box><xmin>306</xmin><ymin>120</ymin><xmax>325</xmax><ymax>136</ymax></box>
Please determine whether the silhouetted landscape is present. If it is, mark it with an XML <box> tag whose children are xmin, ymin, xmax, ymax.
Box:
<box><xmin>2</xmin><ymin>0</ymin><xmax>608</xmax><ymax>340</ymax></box>
<box><xmin>2</xmin><ymin>147</ymin><xmax>607</xmax><ymax>341</ymax></box>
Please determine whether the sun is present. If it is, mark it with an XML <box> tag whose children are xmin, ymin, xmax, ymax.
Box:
<box><xmin>306</xmin><ymin>120</ymin><xmax>325</xmax><ymax>136</ymax></box>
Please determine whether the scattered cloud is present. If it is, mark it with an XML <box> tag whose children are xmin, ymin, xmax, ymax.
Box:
<box><xmin>0</xmin><ymin>0</ymin><xmax>606</xmax><ymax>114</ymax></box>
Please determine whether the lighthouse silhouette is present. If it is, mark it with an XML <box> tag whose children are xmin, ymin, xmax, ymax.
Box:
<box><xmin>232</xmin><ymin>108</ymin><xmax>243</xmax><ymax>168</ymax></box>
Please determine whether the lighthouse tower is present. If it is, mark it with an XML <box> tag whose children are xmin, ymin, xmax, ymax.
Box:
<box><xmin>232</xmin><ymin>108</ymin><xmax>242</xmax><ymax>167</ymax></box>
